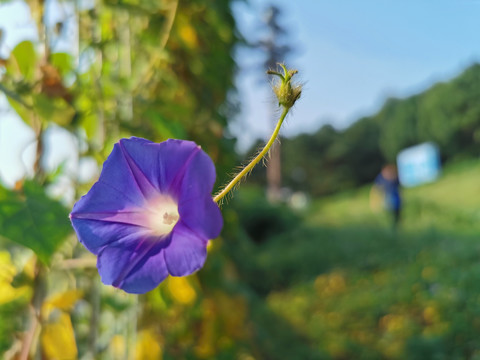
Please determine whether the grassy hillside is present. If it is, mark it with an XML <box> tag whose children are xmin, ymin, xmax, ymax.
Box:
<box><xmin>228</xmin><ymin>159</ymin><xmax>480</xmax><ymax>359</ymax></box>
<box><xmin>310</xmin><ymin>158</ymin><xmax>480</xmax><ymax>233</ymax></box>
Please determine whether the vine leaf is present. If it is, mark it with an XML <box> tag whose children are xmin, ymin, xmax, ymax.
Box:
<box><xmin>7</xmin><ymin>40</ymin><xmax>36</xmax><ymax>80</ymax></box>
<box><xmin>0</xmin><ymin>181</ymin><xmax>71</xmax><ymax>264</ymax></box>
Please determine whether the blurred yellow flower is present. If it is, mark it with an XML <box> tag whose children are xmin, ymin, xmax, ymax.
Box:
<box><xmin>423</xmin><ymin>305</ymin><xmax>440</xmax><ymax>325</ymax></box>
<box><xmin>41</xmin><ymin>313</ymin><xmax>78</xmax><ymax>360</ymax></box>
<box><xmin>0</xmin><ymin>251</ymin><xmax>30</xmax><ymax>305</ymax></box>
<box><xmin>135</xmin><ymin>329</ymin><xmax>162</xmax><ymax>360</ymax></box>
<box><xmin>110</xmin><ymin>334</ymin><xmax>126</xmax><ymax>359</ymax></box>
<box><xmin>314</xmin><ymin>271</ymin><xmax>346</xmax><ymax>296</ymax></box>
<box><xmin>42</xmin><ymin>289</ymin><xmax>84</xmax><ymax>318</ymax></box>
<box><xmin>178</xmin><ymin>20</ymin><xmax>198</xmax><ymax>49</ymax></box>
<box><xmin>167</xmin><ymin>276</ymin><xmax>196</xmax><ymax>305</ymax></box>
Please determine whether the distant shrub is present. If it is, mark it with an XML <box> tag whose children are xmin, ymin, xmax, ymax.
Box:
<box><xmin>231</xmin><ymin>187</ymin><xmax>300</xmax><ymax>244</ymax></box>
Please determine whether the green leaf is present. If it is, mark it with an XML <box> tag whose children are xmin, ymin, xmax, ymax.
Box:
<box><xmin>8</xmin><ymin>41</ymin><xmax>36</xmax><ymax>80</ymax></box>
<box><xmin>50</xmin><ymin>53</ymin><xmax>74</xmax><ymax>77</ymax></box>
<box><xmin>0</xmin><ymin>83</ymin><xmax>32</xmax><ymax>110</ymax></box>
<box><xmin>147</xmin><ymin>111</ymin><xmax>186</xmax><ymax>140</ymax></box>
<box><xmin>6</xmin><ymin>94</ymin><xmax>32</xmax><ymax>125</ymax></box>
<box><xmin>34</xmin><ymin>94</ymin><xmax>76</xmax><ymax>126</ymax></box>
<box><xmin>0</xmin><ymin>82</ymin><xmax>33</xmax><ymax>125</ymax></box>
<box><xmin>0</xmin><ymin>181</ymin><xmax>72</xmax><ymax>264</ymax></box>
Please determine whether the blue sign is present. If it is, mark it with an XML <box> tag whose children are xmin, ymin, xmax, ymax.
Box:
<box><xmin>396</xmin><ymin>142</ymin><xmax>441</xmax><ymax>187</ymax></box>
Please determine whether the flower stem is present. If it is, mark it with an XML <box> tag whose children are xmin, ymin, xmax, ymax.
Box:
<box><xmin>214</xmin><ymin>106</ymin><xmax>290</xmax><ymax>204</ymax></box>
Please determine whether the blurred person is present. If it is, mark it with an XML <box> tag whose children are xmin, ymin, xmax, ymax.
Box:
<box><xmin>370</xmin><ymin>164</ymin><xmax>402</xmax><ymax>229</ymax></box>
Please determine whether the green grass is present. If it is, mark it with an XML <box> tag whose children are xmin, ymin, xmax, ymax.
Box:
<box><xmin>309</xmin><ymin>158</ymin><xmax>480</xmax><ymax>233</ymax></box>
<box><xmin>228</xmin><ymin>160</ymin><xmax>480</xmax><ymax>359</ymax></box>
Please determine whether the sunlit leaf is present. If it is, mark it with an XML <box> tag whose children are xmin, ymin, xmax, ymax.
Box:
<box><xmin>34</xmin><ymin>94</ymin><xmax>75</xmax><ymax>126</ymax></box>
<box><xmin>3</xmin><ymin>86</ymin><xmax>32</xmax><ymax>125</ymax></box>
<box><xmin>0</xmin><ymin>181</ymin><xmax>71</xmax><ymax>264</ymax></box>
<box><xmin>50</xmin><ymin>52</ymin><xmax>74</xmax><ymax>77</ymax></box>
<box><xmin>100</xmin><ymin>11</ymin><xmax>114</xmax><ymax>40</ymax></box>
<box><xmin>148</xmin><ymin>112</ymin><xmax>186</xmax><ymax>140</ymax></box>
<box><xmin>76</xmin><ymin>93</ymin><xmax>98</xmax><ymax>138</ymax></box>
<box><xmin>8</xmin><ymin>40</ymin><xmax>36</xmax><ymax>80</ymax></box>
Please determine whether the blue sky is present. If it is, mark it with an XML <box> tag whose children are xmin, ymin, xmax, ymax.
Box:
<box><xmin>232</xmin><ymin>0</ymin><xmax>480</xmax><ymax>149</ymax></box>
<box><xmin>1</xmin><ymin>0</ymin><xmax>480</xmax><ymax>184</ymax></box>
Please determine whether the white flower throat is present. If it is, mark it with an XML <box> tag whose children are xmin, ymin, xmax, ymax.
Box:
<box><xmin>146</xmin><ymin>195</ymin><xmax>180</xmax><ymax>236</ymax></box>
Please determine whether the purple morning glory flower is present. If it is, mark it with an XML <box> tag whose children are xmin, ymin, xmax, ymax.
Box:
<box><xmin>70</xmin><ymin>137</ymin><xmax>223</xmax><ymax>294</ymax></box>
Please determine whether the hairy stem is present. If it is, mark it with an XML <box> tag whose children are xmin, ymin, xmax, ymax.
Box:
<box><xmin>214</xmin><ymin>106</ymin><xmax>290</xmax><ymax>204</ymax></box>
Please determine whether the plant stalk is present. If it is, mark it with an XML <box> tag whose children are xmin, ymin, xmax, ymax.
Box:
<box><xmin>214</xmin><ymin>106</ymin><xmax>290</xmax><ymax>204</ymax></box>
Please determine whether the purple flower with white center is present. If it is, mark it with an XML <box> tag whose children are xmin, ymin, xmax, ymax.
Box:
<box><xmin>69</xmin><ymin>137</ymin><xmax>223</xmax><ymax>294</ymax></box>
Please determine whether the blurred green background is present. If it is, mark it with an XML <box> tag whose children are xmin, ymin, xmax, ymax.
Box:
<box><xmin>2</xmin><ymin>0</ymin><xmax>480</xmax><ymax>359</ymax></box>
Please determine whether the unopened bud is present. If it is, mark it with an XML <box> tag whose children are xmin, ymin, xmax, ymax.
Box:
<box><xmin>267</xmin><ymin>63</ymin><xmax>302</xmax><ymax>109</ymax></box>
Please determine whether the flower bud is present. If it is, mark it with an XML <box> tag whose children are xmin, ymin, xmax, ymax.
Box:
<box><xmin>267</xmin><ymin>64</ymin><xmax>302</xmax><ymax>109</ymax></box>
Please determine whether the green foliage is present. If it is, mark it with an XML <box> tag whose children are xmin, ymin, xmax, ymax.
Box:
<box><xmin>2</xmin><ymin>40</ymin><xmax>37</xmax><ymax>124</ymax></box>
<box><xmin>376</xmin><ymin>63</ymin><xmax>480</xmax><ymax>161</ymax></box>
<box><xmin>69</xmin><ymin>0</ymin><xmax>239</xmax><ymax>187</ymax></box>
<box><xmin>416</xmin><ymin>64</ymin><xmax>480</xmax><ymax>158</ymax></box>
<box><xmin>50</xmin><ymin>53</ymin><xmax>75</xmax><ymax>77</ymax></box>
<box><xmin>222</xmin><ymin>160</ymin><xmax>480</xmax><ymax>359</ymax></box>
<box><xmin>0</xmin><ymin>181</ymin><xmax>71</xmax><ymax>264</ymax></box>
<box><xmin>374</xmin><ymin>64</ymin><xmax>480</xmax><ymax>160</ymax></box>
<box><xmin>280</xmin><ymin>120</ymin><xmax>385</xmax><ymax>196</ymax></box>
<box><xmin>7</xmin><ymin>40</ymin><xmax>36</xmax><ymax>80</ymax></box>
<box><xmin>0</xmin><ymin>301</ymin><xmax>28</xmax><ymax>353</ymax></box>
<box><xmin>0</xmin><ymin>0</ymin><xmax>245</xmax><ymax>358</ymax></box>
<box><xmin>1</xmin><ymin>0</ymin><xmax>243</xmax><ymax>355</ymax></box>
<box><xmin>377</xmin><ymin>96</ymin><xmax>419</xmax><ymax>161</ymax></box>
<box><xmin>231</xmin><ymin>186</ymin><xmax>300</xmax><ymax>244</ymax></box>
<box><xmin>34</xmin><ymin>94</ymin><xmax>76</xmax><ymax>126</ymax></box>
<box><xmin>1</xmin><ymin>40</ymin><xmax>77</xmax><ymax>127</ymax></box>
<box><xmin>264</xmin><ymin>227</ymin><xmax>480</xmax><ymax>359</ymax></box>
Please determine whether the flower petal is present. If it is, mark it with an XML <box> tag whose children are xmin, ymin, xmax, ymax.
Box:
<box><xmin>171</xmin><ymin>140</ymin><xmax>222</xmax><ymax>239</ymax></box>
<box><xmin>177</xmin><ymin>142</ymin><xmax>217</xmax><ymax>202</ymax></box>
<box><xmin>95</xmin><ymin>141</ymin><xmax>153</xmax><ymax>205</ymax></box>
<box><xmin>71</xmin><ymin>180</ymin><xmax>143</xmax><ymax>217</ymax></box>
<box><xmin>71</xmin><ymin>218</ymin><xmax>156</xmax><ymax>254</ymax></box>
<box><xmin>164</xmin><ymin>226</ymin><xmax>207</xmax><ymax>277</ymax></box>
<box><xmin>117</xmin><ymin>139</ymin><xmax>159</xmax><ymax>199</ymax></box>
<box><xmin>97</xmin><ymin>240</ymin><xmax>169</xmax><ymax>294</ymax></box>
<box><xmin>120</xmin><ymin>138</ymin><xmax>202</xmax><ymax>197</ymax></box>
<box><xmin>179</xmin><ymin>196</ymin><xmax>223</xmax><ymax>240</ymax></box>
